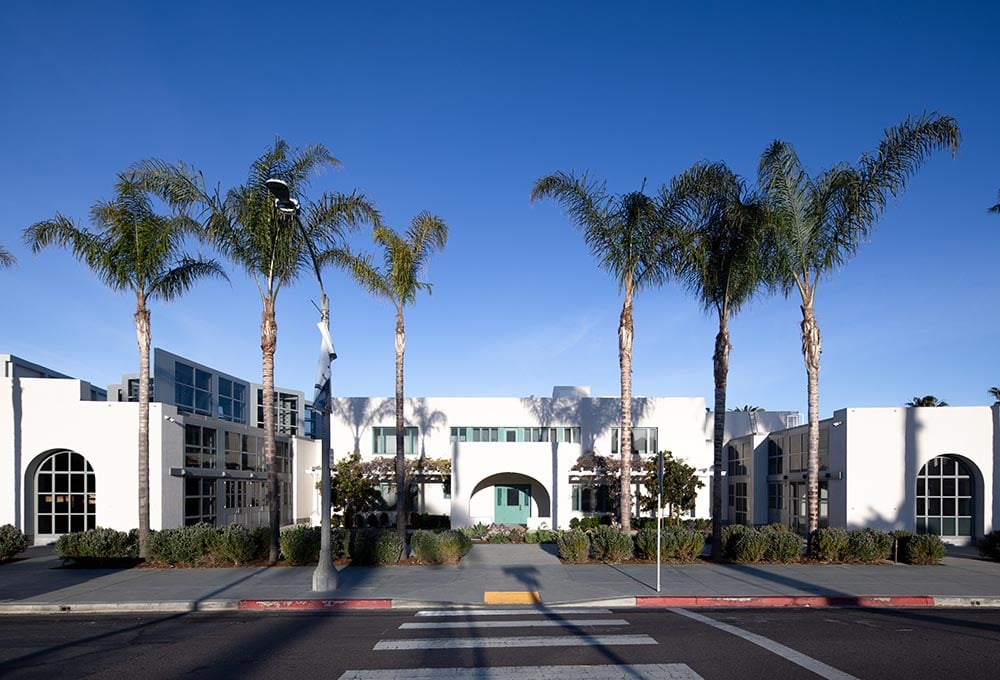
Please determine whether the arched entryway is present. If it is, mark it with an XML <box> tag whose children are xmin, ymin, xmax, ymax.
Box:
<box><xmin>34</xmin><ymin>450</ymin><xmax>96</xmax><ymax>539</ymax></box>
<box><xmin>470</xmin><ymin>473</ymin><xmax>551</xmax><ymax>526</ymax></box>
<box><xmin>916</xmin><ymin>455</ymin><xmax>976</xmax><ymax>538</ymax></box>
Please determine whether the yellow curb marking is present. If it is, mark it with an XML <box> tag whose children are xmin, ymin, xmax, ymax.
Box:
<box><xmin>484</xmin><ymin>591</ymin><xmax>541</xmax><ymax>605</ymax></box>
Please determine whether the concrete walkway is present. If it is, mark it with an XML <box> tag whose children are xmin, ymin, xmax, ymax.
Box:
<box><xmin>1</xmin><ymin>543</ymin><xmax>999</xmax><ymax>613</ymax></box>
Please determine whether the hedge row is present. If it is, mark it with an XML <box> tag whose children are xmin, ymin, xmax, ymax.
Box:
<box><xmin>557</xmin><ymin>527</ymin><xmax>706</xmax><ymax>563</ymax></box>
<box><xmin>409</xmin><ymin>530</ymin><xmax>473</xmax><ymax>564</ymax></box>
<box><xmin>808</xmin><ymin>527</ymin><xmax>945</xmax><ymax>565</ymax></box>
<box><xmin>979</xmin><ymin>530</ymin><xmax>1000</xmax><ymax>561</ymax></box>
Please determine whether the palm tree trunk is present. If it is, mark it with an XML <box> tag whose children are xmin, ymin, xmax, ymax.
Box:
<box><xmin>135</xmin><ymin>295</ymin><xmax>151</xmax><ymax>559</ymax></box>
<box><xmin>800</xmin><ymin>302</ymin><xmax>822</xmax><ymax>539</ymax></box>
<box><xmin>618</xmin><ymin>286</ymin><xmax>634</xmax><ymax>534</ymax></box>
<box><xmin>261</xmin><ymin>296</ymin><xmax>279</xmax><ymax>564</ymax></box>
<box><xmin>710</xmin><ymin>315</ymin><xmax>731</xmax><ymax>561</ymax></box>
<box><xmin>394</xmin><ymin>307</ymin><xmax>407</xmax><ymax>553</ymax></box>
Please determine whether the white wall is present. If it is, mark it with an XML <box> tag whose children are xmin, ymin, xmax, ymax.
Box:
<box><xmin>841</xmin><ymin>406</ymin><xmax>996</xmax><ymax>536</ymax></box>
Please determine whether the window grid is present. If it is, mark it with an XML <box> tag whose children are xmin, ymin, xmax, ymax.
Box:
<box><xmin>373</xmin><ymin>427</ymin><xmax>419</xmax><ymax>455</ymax></box>
<box><xmin>449</xmin><ymin>427</ymin><xmax>582</xmax><ymax>444</ymax></box>
<box><xmin>35</xmin><ymin>450</ymin><xmax>96</xmax><ymax>535</ymax></box>
<box><xmin>916</xmin><ymin>456</ymin><xmax>973</xmax><ymax>537</ymax></box>
<box><xmin>184</xmin><ymin>425</ymin><xmax>217</xmax><ymax>469</ymax></box>
<box><xmin>218</xmin><ymin>378</ymin><xmax>247</xmax><ymax>424</ymax></box>
<box><xmin>610</xmin><ymin>427</ymin><xmax>658</xmax><ymax>455</ymax></box>
<box><xmin>184</xmin><ymin>477</ymin><xmax>217</xmax><ymax>525</ymax></box>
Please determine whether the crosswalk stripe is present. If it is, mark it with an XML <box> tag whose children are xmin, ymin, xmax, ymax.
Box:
<box><xmin>374</xmin><ymin>634</ymin><xmax>657</xmax><ymax>650</ymax></box>
<box><xmin>401</xmin><ymin>618</ymin><xmax>629</xmax><ymax>630</ymax></box>
<box><xmin>338</xmin><ymin>663</ymin><xmax>703</xmax><ymax>679</ymax></box>
<box><xmin>414</xmin><ymin>608</ymin><xmax>612</xmax><ymax>617</ymax></box>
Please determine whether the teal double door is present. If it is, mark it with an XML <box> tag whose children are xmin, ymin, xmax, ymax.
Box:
<box><xmin>494</xmin><ymin>484</ymin><xmax>530</xmax><ymax>524</ymax></box>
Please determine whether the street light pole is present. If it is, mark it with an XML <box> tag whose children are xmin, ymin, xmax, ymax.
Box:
<box><xmin>266</xmin><ymin>178</ymin><xmax>337</xmax><ymax>591</ymax></box>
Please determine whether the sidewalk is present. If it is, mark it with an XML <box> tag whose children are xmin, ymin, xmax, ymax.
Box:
<box><xmin>1</xmin><ymin>543</ymin><xmax>998</xmax><ymax>614</ymax></box>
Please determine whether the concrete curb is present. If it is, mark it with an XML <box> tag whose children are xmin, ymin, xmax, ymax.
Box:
<box><xmin>4</xmin><ymin>595</ymin><xmax>1000</xmax><ymax>614</ymax></box>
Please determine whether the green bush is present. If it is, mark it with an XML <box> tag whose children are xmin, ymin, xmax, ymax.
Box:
<box><xmin>765</xmin><ymin>529</ymin><xmax>803</xmax><ymax>563</ymax></box>
<box><xmin>409</xmin><ymin>530</ymin><xmax>441</xmax><ymax>563</ymax></box>
<box><xmin>56</xmin><ymin>527</ymin><xmax>138</xmax><ymax>564</ymax></box>
<box><xmin>978</xmin><ymin>530</ymin><xmax>1000</xmax><ymax>561</ymax></box>
<box><xmin>0</xmin><ymin>524</ymin><xmax>28</xmax><ymax>561</ymax></box>
<box><xmin>442</xmin><ymin>530</ymin><xmax>472</xmax><ymax>558</ymax></box>
<box><xmin>861</xmin><ymin>528</ymin><xmax>893</xmax><ymax>560</ymax></box>
<box><xmin>722</xmin><ymin>524</ymin><xmax>751</xmax><ymax>558</ymax></box>
<box><xmin>731</xmin><ymin>528</ymin><xmax>769</xmax><ymax>563</ymax></box>
<box><xmin>809</xmin><ymin>527</ymin><xmax>848</xmax><ymax>561</ymax></box>
<box><xmin>905</xmin><ymin>534</ymin><xmax>946</xmax><ymax>565</ymax></box>
<box><xmin>216</xmin><ymin>524</ymin><xmax>266</xmax><ymax>565</ymax></box>
<box><xmin>524</xmin><ymin>530</ymin><xmax>556</xmax><ymax>544</ymax></box>
<box><xmin>331</xmin><ymin>527</ymin><xmax>350</xmax><ymax>558</ymax></box>
<box><xmin>487</xmin><ymin>532</ymin><xmax>511</xmax><ymax>544</ymax></box>
<box><xmin>635</xmin><ymin>528</ymin><xmax>677</xmax><ymax>560</ymax></box>
<box><xmin>672</xmin><ymin>528</ymin><xmax>706</xmax><ymax>562</ymax></box>
<box><xmin>280</xmin><ymin>525</ymin><xmax>321</xmax><ymax>565</ymax></box>
<box><xmin>843</xmin><ymin>529</ymin><xmax>880</xmax><ymax>563</ymax></box>
<box><xmin>569</xmin><ymin>517</ymin><xmax>580</xmax><ymax>530</ymax></box>
<box><xmin>149</xmin><ymin>523</ymin><xmax>220</xmax><ymax>565</ymax></box>
<box><xmin>349</xmin><ymin>529</ymin><xmax>403</xmax><ymax>565</ymax></box>
<box><xmin>590</xmin><ymin>525</ymin><xmax>633</xmax><ymax>562</ymax></box>
<box><xmin>556</xmin><ymin>529</ymin><xmax>590</xmax><ymax>562</ymax></box>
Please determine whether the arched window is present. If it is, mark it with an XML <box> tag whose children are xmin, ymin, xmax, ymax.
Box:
<box><xmin>916</xmin><ymin>455</ymin><xmax>973</xmax><ymax>537</ymax></box>
<box><xmin>35</xmin><ymin>450</ymin><xmax>96</xmax><ymax>535</ymax></box>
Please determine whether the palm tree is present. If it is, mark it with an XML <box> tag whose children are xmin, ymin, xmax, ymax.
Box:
<box><xmin>661</xmin><ymin>161</ymin><xmax>774</xmax><ymax>560</ymax></box>
<box><xmin>990</xmin><ymin>191</ymin><xmax>1000</xmax><ymax>214</ymax></box>
<box><xmin>906</xmin><ymin>395</ymin><xmax>949</xmax><ymax>407</ymax></box>
<box><xmin>0</xmin><ymin>244</ymin><xmax>15</xmax><ymax>268</ymax></box>
<box><xmin>989</xmin><ymin>387</ymin><xmax>1000</xmax><ymax>406</ymax></box>
<box><xmin>338</xmin><ymin>214</ymin><xmax>448</xmax><ymax>549</ymax></box>
<box><xmin>531</xmin><ymin>172</ymin><xmax>667</xmax><ymax>533</ymax></box>
<box><xmin>134</xmin><ymin>139</ymin><xmax>381</xmax><ymax>563</ymax></box>
<box><xmin>22</xmin><ymin>173</ymin><xmax>225</xmax><ymax>557</ymax></box>
<box><xmin>760</xmin><ymin>113</ymin><xmax>960</xmax><ymax>538</ymax></box>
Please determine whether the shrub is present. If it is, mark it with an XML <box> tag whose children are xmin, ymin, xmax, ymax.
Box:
<box><xmin>861</xmin><ymin>528</ymin><xmax>893</xmax><ymax>560</ymax></box>
<box><xmin>635</xmin><ymin>528</ymin><xmax>678</xmax><ymax>560</ymax></box>
<box><xmin>978</xmin><ymin>530</ymin><xmax>1000</xmax><ymax>561</ymax></box>
<box><xmin>809</xmin><ymin>527</ymin><xmax>848</xmax><ymax>561</ymax></box>
<box><xmin>331</xmin><ymin>527</ymin><xmax>350</xmax><ymax>558</ymax></box>
<box><xmin>409</xmin><ymin>530</ymin><xmax>441</xmax><ymax>563</ymax></box>
<box><xmin>378</xmin><ymin>512</ymin><xmax>390</xmax><ymax>528</ymax></box>
<box><xmin>349</xmin><ymin>529</ymin><xmax>403</xmax><ymax>565</ymax></box>
<box><xmin>905</xmin><ymin>534</ymin><xmax>946</xmax><ymax>565</ymax></box>
<box><xmin>149</xmin><ymin>524</ymin><xmax>219</xmax><ymax>565</ymax></box>
<box><xmin>556</xmin><ymin>529</ymin><xmax>590</xmax><ymax>562</ymax></box>
<box><xmin>569</xmin><ymin>517</ymin><xmax>580</xmax><ymax>530</ymax></box>
<box><xmin>217</xmin><ymin>524</ymin><xmax>266</xmax><ymax>565</ymax></box>
<box><xmin>765</xmin><ymin>530</ymin><xmax>803</xmax><ymax>563</ymax></box>
<box><xmin>525</xmin><ymin>529</ymin><xmax>556</xmax><ymax>544</ymax></box>
<box><xmin>56</xmin><ymin>527</ymin><xmax>138</xmax><ymax>564</ymax></box>
<box><xmin>280</xmin><ymin>525</ymin><xmax>321</xmax><ymax>566</ymax></box>
<box><xmin>843</xmin><ymin>529</ymin><xmax>880</xmax><ymax>563</ymax></box>
<box><xmin>487</xmin><ymin>532</ymin><xmax>511</xmax><ymax>544</ymax></box>
<box><xmin>731</xmin><ymin>528</ymin><xmax>769</xmax><ymax>563</ymax></box>
<box><xmin>442</xmin><ymin>530</ymin><xmax>472</xmax><ymax>558</ymax></box>
<box><xmin>722</xmin><ymin>524</ymin><xmax>751</xmax><ymax>558</ymax></box>
<box><xmin>0</xmin><ymin>524</ymin><xmax>28</xmax><ymax>561</ymax></box>
<box><xmin>591</xmin><ymin>525</ymin><xmax>633</xmax><ymax>563</ymax></box>
<box><xmin>674</xmin><ymin>528</ymin><xmax>706</xmax><ymax>562</ymax></box>
<box><xmin>366</xmin><ymin>514</ymin><xmax>380</xmax><ymax>528</ymax></box>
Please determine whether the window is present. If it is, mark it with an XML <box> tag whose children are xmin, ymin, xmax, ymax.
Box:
<box><xmin>727</xmin><ymin>442</ymin><xmax>749</xmax><ymax>477</ymax></box>
<box><xmin>225</xmin><ymin>479</ymin><xmax>266</xmax><ymax>509</ymax></box>
<box><xmin>127</xmin><ymin>378</ymin><xmax>153</xmax><ymax>402</ymax></box>
<box><xmin>176</xmin><ymin>362</ymin><xmax>212</xmax><ymax>415</ymax></box>
<box><xmin>450</xmin><ymin>426</ymin><xmax>582</xmax><ymax>444</ymax></box>
<box><xmin>184</xmin><ymin>425</ymin><xmax>217</xmax><ymax>469</ymax></box>
<box><xmin>218</xmin><ymin>378</ymin><xmax>247</xmax><ymax>424</ymax></box>
<box><xmin>611</xmin><ymin>427</ymin><xmax>658</xmax><ymax>455</ymax></box>
<box><xmin>373</xmin><ymin>427</ymin><xmax>418</xmax><ymax>455</ymax></box>
<box><xmin>917</xmin><ymin>455</ymin><xmax>974</xmax><ymax>537</ymax></box>
<box><xmin>224</xmin><ymin>432</ymin><xmax>264</xmax><ymax>472</ymax></box>
<box><xmin>787</xmin><ymin>481</ymin><xmax>828</xmax><ymax>535</ymax></box>
<box><xmin>35</xmin><ymin>450</ymin><xmax>96</xmax><ymax>535</ymax></box>
<box><xmin>767</xmin><ymin>439</ymin><xmax>783</xmax><ymax>475</ymax></box>
<box><xmin>184</xmin><ymin>477</ymin><xmax>217</xmax><ymax>525</ymax></box>
<box><xmin>730</xmin><ymin>481</ymin><xmax>748</xmax><ymax>524</ymax></box>
<box><xmin>257</xmin><ymin>389</ymin><xmax>300</xmax><ymax>435</ymax></box>
<box><xmin>571</xmin><ymin>483</ymin><xmax>611</xmax><ymax>513</ymax></box>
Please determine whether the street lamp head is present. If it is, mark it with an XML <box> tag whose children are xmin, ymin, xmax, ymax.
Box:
<box><xmin>265</xmin><ymin>178</ymin><xmax>300</xmax><ymax>215</ymax></box>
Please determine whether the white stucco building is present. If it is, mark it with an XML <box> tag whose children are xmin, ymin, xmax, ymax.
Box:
<box><xmin>3</xmin><ymin>348</ymin><xmax>998</xmax><ymax>546</ymax></box>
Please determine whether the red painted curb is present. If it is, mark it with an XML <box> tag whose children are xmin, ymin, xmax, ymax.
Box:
<box><xmin>635</xmin><ymin>595</ymin><xmax>936</xmax><ymax>608</ymax></box>
<box><xmin>238</xmin><ymin>599</ymin><xmax>393</xmax><ymax>611</ymax></box>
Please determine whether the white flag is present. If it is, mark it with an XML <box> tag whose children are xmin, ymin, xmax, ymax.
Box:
<box><xmin>313</xmin><ymin>321</ymin><xmax>336</xmax><ymax>407</ymax></box>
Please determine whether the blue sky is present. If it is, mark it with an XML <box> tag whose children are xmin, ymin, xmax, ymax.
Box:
<box><xmin>2</xmin><ymin>1</ymin><xmax>998</xmax><ymax>418</ymax></box>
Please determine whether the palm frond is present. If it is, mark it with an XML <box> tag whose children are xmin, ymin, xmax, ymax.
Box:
<box><xmin>149</xmin><ymin>256</ymin><xmax>229</xmax><ymax>302</ymax></box>
<box><xmin>0</xmin><ymin>244</ymin><xmax>16</xmax><ymax>268</ymax></box>
<box><xmin>307</xmin><ymin>191</ymin><xmax>382</xmax><ymax>247</ymax></box>
<box><xmin>989</xmin><ymin>190</ymin><xmax>1000</xmax><ymax>214</ymax></box>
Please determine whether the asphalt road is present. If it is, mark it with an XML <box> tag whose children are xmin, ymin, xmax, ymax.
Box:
<box><xmin>0</xmin><ymin>607</ymin><xmax>997</xmax><ymax>679</ymax></box>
